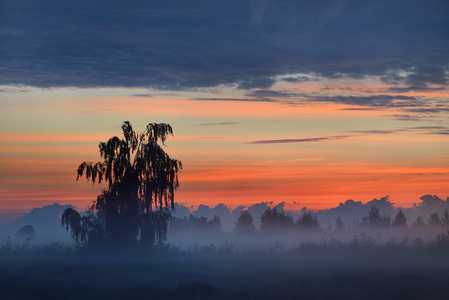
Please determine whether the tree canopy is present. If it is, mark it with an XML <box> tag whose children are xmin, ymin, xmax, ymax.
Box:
<box><xmin>62</xmin><ymin>121</ymin><xmax>182</xmax><ymax>249</ymax></box>
<box><xmin>234</xmin><ymin>211</ymin><xmax>256</xmax><ymax>233</ymax></box>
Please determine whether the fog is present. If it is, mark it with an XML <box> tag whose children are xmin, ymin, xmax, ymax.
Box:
<box><xmin>2</xmin><ymin>195</ymin><xmax>449</xmax><ymax>249</ymax></box>
<box><xmin>2</xmin><ymin>228</ymin><xmax>449</xmax><ymax>299</ymax></box>
<box><xmin>2</xmin><ymin>196</ymin><xmax>449</xmax><ymax>299</ymax></box>
<box><xmin>0</xmin><ymin>203</ymin><xmax>73</xmax><ymax>246</ymax></box>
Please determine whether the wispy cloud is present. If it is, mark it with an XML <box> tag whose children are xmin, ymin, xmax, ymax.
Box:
<box><xmin>131</xmin><ymin>93</ymin><xmax>153</xmax><ymax>98</ymax></box>
<box><xmin>348</xmin><ymin>129</ymin><xmax>405</xmax><ymax>135</ymax></box>
<box><xmin>389</xmin><ymin>114</ymin><xmax>422</xmax><ymax>121</ymax></box>
<box><xmin>303</xmin><ymin>94</ymin><xmax>422</xmax><ymax>108</ymax></box>
<box><xmin>406</xmin><ymin>126</ymin><xmax>447</xmax><ymax>130</ymax></box>
<box><xmin>192</xmin><ymin>97</ymin><xmax>275</xmax><ymax>102</ymax></box>
<box><xmin>246</xmin><ymin>125</ymin><xmax>449</xmax><ymax>145</ymax></box>
<box><xmin>431</xmin><ymin>130</ymin><xmax>449</xmax><ymax>135</ymax></box>
<box><xmin>246</xmin><ymin>136</ymin><xmax>348</xmax><ymax>144</ymax></box>
<box><xmin>241</xmin><ymin>91</ymin><xmax>449</xmax><ymax>115</ymax></box>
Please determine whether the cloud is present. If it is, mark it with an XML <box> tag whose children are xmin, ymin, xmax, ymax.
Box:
<box><xmin>350</xmin><ymin>126</ymin><xmax>449</xmax><ymax>136</ymax></box>
<box><xmin>1</xmin><ymin>0</ymin><xmax>448</xmax><ymax>90</ymax></box>
<box><xmin>303</xmin><ymin>94</ymin><xmax>423</xmax><ymax>108</ymax></box>
<box><xmin>429</xmin><ymin>130</ymin><xmax>449</xmax><ymax>135</ymax></box>
<box><xmin>406</xmin><ymin>126</ymin><xmax>447</xmax><ymax>130</ymax></box>
<box><xmin>237</xmin><ymin>77</ymin><xmax>277</xmax><ymax>89</ymax></box>
<box><xmin>246</xmin><ymin>126</ymin><xmax>449</xmax><ymax>145</ymax></box>
<box><xmin>246</xmin><ymin>89</ymin><xmax>300</xmax><ymax>99</ymax></box>
<box><xmin>280</xmin><ymin>76</ymin><xmax>311</xmax><ymax>83</ymax></box>
<box><xmin>244</xmin><ymin>91</ymin><xmax>449</xmax><ymax>115</ymax></box>
<box><xmin>389</xmin><ymin>114</ymin><xmax>422</xmax><ymax>121</ymax></box>
<box><xmin>349</xmin><ymin>129</ymin><xmax>404</xmax><ymax>135</ymax></box>
<box><xmin>405</xmin><ymin>108</ymin><xmax>449</xmax><ymax>114</ymax></box>
<box><xmin>243</xmin><ymin>91</ymin><xmax>443</xmax><ymax>113</ymax></box>
<box><xmin>386</xmin><ymin>85</ymin><xmax>447</xmax><ymax>93</ymax></box>
<box><xmin>132</xmin><ymin>93</ymin><xmax>153</xmax><ymax>97</ymax></box>
<box><xmin>246</xmin><ymin>136</ymin><xmax>348</xmax><ymax>144</ymax></box>
<box><xmin>192</xmin><ymin>97</ymin><xmax>275</xmax><ymax>102</ymax></box>
<box><xmin>340</xmin><ymin>107</ymin><xmax>380</xmax><ymax>111</ymax></box>
<box><xmin>316</xmin><ymin>196</ymin><xmax>397</xmax><ymax>227</ymax></box>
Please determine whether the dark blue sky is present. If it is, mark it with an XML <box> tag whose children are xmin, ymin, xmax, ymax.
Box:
<box><xmin>1</xmin><ymin>0</ymin><xmax>448</xmax><ymax>90</ymax></box>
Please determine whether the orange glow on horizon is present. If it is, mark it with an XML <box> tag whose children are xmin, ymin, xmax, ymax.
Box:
<box><xmin>1</xmin><ymin>83</ymin><xmax>448</xmax><ymax>221</ymax></box>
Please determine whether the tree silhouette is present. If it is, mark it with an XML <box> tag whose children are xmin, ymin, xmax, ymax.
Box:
<box><xmin>260</xmin><ymin>208</ymin><xmax>294</xmax><ymax>232</ymax></box>
<box><xmin>412</xmin><ymin>216</ymin><xmax>425</xmax><ymax>228</ymax></box>
<box><xmin>297</xmin><ymin>211</ymin><xmax>319</xmax><ymax>229</ymax></box>
<box><xmin>169</xmin><ymin>215</ymin><xmax>222</xmax><ymax>233</ymax></box>
<box><xmin>393</xmin><ymin>209</ymin><xmax>407</xmax><ymax>227</ymax></box>
<box><xmin>335</xmin><ymin>215</ymin><xmax>344</xmax><ymax>230</ymax></box>
<box><xmin>62</xmin><ymin>121</ymin><xmax>182</xmax><ymax>249</ymax></box>
<box><xmin>362</xmin><ymin>206</ymin><xmax>391</xmax><ymax>227</ymax></box>
<box><xmin>234</xmin><ymin>211</ymin><xmax>256</xmax><ymax>233</ymax></box>
<box><xmin>363</xmin><ymin>206</ymin><xmax>381</xmax><ymax>226</ymax></box>
<box><xmin>16</xmin><ymin>225</ymin><xmax>35</xmax><ymax>239</ymax></box>
<box><xmin>442</xmin><ymin>209</ymin><xmax>449</xmax><ymax>227</ymax></box>
<box><xmin>428</xmin><ymin>212</ymin><xmax>441</xmax><ymax>227</ymax></box>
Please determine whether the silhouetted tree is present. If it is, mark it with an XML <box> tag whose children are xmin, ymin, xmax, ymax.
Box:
<box><xmin>335</xmin><ymin>215</ymin><xmax>344</xmax><ymax>230</ymax></box>
<box><xmin>297</xmin><ymin>211</ymin><xmax>319</xmax><ymax>229</ymax></box>
<box><xmin>169</xmin><ymin>215</ymin><xmax>222</xmax><ymax>232</ymax></box>
<box><xmin>260</xmin><ymin>208</ymin><xmax>294</xmax><ymax>232</ymax></box>
<box><xmin>364</xmin><ymin>206</ymin><xmax>381</xmax><ymax>226</ymax></box>
<box><xmin>234</xmin><ymin>211</ymin><xmax>256</xmax><ymax>233</ymax></box>
<box><xmin>16</xmin><ymin>225</ymin><xmax>35</xmax><ymax>239</ymax></box>
<box><xmin>393</xmin><ymin>209</ymin><xmax>407</xmax><ymax>228</ymax></box>
<box><xmin>61</xmin><ymin>207</ymin><xmax>106</xmax><ymax>247</ymax></box>
<box><xmin>412</xmin><ymin>216</ymin><xmax>426</xmax><ymax>228</ymax></box>
<box><xmin>382</xmin><ymin>215</ymin><xmax>392</xmax><ymax>226</ymax></box>
<box><xmin>211</xmin><ymin>215</ymin><xmax>222</xmax><ymax>231</ymax></box>
<box><xmin>62</xmin><ymin>121</ymin><xmax>181</xmax><ymax>249</ymax></box>
<box><xmin>362</xmin><ymin>206</ymin><xmax>390</xmax><ymax>227</ymax></box>
<box><xmin>429</xmin><ymin>212</ymin><xmax>441</xmax><ymax>227</ymax></box>
<box><xmin>442</xmin><ymin>209</ymin><xmax>449</xmax><ymax>227</ymax></box>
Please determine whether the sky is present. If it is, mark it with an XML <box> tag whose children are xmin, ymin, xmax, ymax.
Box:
<box><xmin>1</xmin><ymin>0</ymin><xmax>448</xmax><ymax>223</ymax></box>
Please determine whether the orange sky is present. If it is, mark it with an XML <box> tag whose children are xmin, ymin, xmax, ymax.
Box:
<box><xmin>0</xmin><ymin>79</ymin><xmax>448</xmax><ymax>223</ymax></box>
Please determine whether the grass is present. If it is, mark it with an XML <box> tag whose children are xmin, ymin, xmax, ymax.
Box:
<box><xmin>2</xmin><ymin>234</ymin><xmax>449</xmax><ymax>299</ymax></box>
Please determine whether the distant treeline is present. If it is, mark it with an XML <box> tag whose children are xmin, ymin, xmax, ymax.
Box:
<box><xmin>169</xmin><ymin>205</ymin><xmax>449</xmax><ymax>234</ymax></box>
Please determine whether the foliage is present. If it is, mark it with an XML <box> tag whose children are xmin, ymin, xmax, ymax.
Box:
<box><xmin>16</xmin><ymin>225</ymin><xmax>35</xmax><ymax>239</ymax></box>
<box><xmin>428</xmin><ymin>212</ymin><xmax>441</xmax><ymax>227</ymax></box>
<box><xmin>260</xmin><ymin>208</ymin><xmax>294</xmax><ymax>231</ymax></box>
<box><xmin>412</xmin><ymin>216</ymin><xmax>426</xmax><ymax>228</ymax></box>
<box><xmin>234</xmin><ymin>211</ymin><xmax>256</xmax><ymax>233</ymax></box>
<box><xmin>335</xmin><ymin>215</ymin><xmax>344</xmax><ymax>230</ymax></box>
<box><xmin>297</xmin><ymin>211</ymin><xmax>319</xmax><ymax>229</ymax></box>
<box><xmin>62</xmin><ymin>121</ymin><xmax>181</xmax><ymax>249</ymax></box>
<box><xmin>432</xmin><ymin>230</ymin><xmax>449</xmax><ymax>251</ymax></box>
<box><xmin>393</xmin><ymin>209</ymin><xmax>407</xmax><ymax>227</ymax></box>
<box><xmin>362</xmin><ymin>206</ymin><xmax>391</xmax><ymax>227</ymax></box>
<box><xmin>443</xmin><ymin>209</ymin><xmax>449</xmax><ymax>226</ymax></box>
<box><xmin>169</xmin><ymin>215</ymin><xmax>222</xmax><ymax>232</ymax></box>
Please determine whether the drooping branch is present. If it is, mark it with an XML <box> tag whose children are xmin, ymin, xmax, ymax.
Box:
<box><xmin>69</xmin><ymin>121</ymin><xmax>181</xmax><ymax>247</ymax></box>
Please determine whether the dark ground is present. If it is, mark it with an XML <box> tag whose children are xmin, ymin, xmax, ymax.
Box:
<box><xmin>1</xmin><ymin>245</ymin><xmax>449</xmax><ymax>300</ymax></box>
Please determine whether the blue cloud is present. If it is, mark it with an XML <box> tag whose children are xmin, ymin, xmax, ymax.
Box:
<box><xmin>0</xmin><ymin>0</ymin><xmax>448</xmax><ymax>90</ymax></box>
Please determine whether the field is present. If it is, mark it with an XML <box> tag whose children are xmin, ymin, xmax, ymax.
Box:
<box><xmin>1</xmin><ymin>239</ymin><xmax>449</xmax><ymax>300</ymax></box>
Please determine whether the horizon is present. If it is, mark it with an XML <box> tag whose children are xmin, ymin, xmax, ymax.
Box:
<box><xmin>2</xmin><ymin>193</ymin><xmax>448</xmax><ymax>228</ymax></box>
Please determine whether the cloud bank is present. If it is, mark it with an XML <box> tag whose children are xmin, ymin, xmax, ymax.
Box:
<box><xmin>1</xmin><ymin>0</ymin><xmax>448</xmax><ymax>90</ymax></box>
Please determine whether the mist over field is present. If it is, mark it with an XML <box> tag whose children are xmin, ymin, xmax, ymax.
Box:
<box><xmin>3</xmin><ymin>194</ymin><xmax>449</xmax><ymax>247</ymax></box>
<box><xmin>2</xmin><ymin>187</ymin><xmax>449</xmax><ymax>299</ymax></box>
<box><xmin>2</xmin><ymin>197</ymin><xmax>449</xmax><ymax>300</ymax></box>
